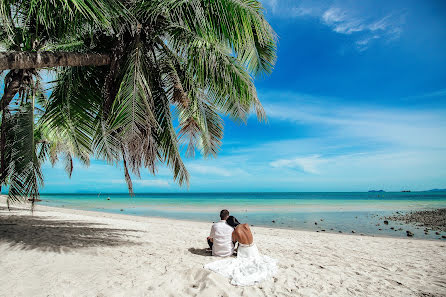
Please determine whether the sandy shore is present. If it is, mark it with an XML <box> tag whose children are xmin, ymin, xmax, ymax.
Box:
<box><xmin>0</xmin><ymin>196</ymin><xmax>445</xmax><ymax>297</ymax></box>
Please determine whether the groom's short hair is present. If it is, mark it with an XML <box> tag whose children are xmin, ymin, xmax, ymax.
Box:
<box><xmin>220</xmin><ymin>209</ymin><xmax>229</xmax><ymax>220</ymax></box>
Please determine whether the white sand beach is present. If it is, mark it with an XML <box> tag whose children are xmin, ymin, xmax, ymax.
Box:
<box><xmin>0</xmin><ymin>195</ymin><xmax>445</xmax><ymax>297</ymax></box>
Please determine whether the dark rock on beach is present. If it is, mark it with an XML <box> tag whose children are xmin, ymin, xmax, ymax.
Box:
<box><xmin>384</xmin><ymin>208</ymin><xmax>446</xmax><ymax>232</ymax></box>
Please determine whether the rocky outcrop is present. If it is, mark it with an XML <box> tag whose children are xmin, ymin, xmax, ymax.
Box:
<box><xmin>384</xmin><ymin>209</ymin><xmax>446</xmax><ymax>232</ymax></box>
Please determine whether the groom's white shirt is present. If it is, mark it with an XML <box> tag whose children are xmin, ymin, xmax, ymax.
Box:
<box><xmin>209</xmin><ymin>220</ymin><xmax>234</xmax><ymax>257</ymax></box>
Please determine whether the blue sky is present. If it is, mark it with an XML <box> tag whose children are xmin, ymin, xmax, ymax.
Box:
<box><xmin>9</xmin><ymin>0</ymin><xmax>446</xmax><ymax>193</ymax></box>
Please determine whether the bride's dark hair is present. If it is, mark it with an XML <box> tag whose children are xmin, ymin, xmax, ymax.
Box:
<box><xmin>226</xmin><ymin>216</ymin><xmax>240</xmax><ymax>228</ymax></box>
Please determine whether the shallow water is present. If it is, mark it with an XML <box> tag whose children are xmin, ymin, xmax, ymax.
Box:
<box><xmin>38</xmin><ymin>192</ymin><xmax>446</xmax><ymax>240</ymax></box>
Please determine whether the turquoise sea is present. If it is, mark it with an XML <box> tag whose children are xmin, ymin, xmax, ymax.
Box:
<box><xmin>39</xmin><ymin>192</ymin><xmax>446</xmax><ymax>240</ymax></box>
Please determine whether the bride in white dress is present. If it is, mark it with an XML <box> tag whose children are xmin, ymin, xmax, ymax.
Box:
<box><xmin>204</xmin><ymin>216</ymin><xmax>277</xmax><ymax>286</ymax></box>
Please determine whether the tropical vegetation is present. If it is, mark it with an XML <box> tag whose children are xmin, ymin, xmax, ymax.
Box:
<box><xmin>0</xmin><ymin>0</ymin><xmax>277</xmax><ymax>206</ymax></box>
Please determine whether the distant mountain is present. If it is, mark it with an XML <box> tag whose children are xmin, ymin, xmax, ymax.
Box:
<box><xmin>426</xmin><ymin>189</ymin><xmax>446</xmax><ymax>192</ymax></box>
<box><xmin>368</xmin><ymin>190</ymin><xmax>385</xmax><ymax>192</ymax></box>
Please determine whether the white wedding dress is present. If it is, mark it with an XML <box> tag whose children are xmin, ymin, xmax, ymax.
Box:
<box><xmin>204</xmin><ymin>243</ymin><xmax>277</xmax><ymax>286</ymax></box>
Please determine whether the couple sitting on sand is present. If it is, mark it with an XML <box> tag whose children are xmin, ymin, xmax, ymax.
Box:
<box><xmin>206</xmin><ymin>209</ymin><xmax>253</xmax><ymax>257</ymax></box>
<box><xmin>204</xmin><ymin>209</ymin><xmax>277</xmax><ymax>286</ymax></box>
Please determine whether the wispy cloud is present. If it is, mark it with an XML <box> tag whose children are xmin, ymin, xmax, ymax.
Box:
<box><xmin>187</xmin><ymin>163</ymin><xmax>250</xmax><ymax>177</ymax></box>
<box><xmin>403</xmin><ymin>89</ymin><xmax>446</xmax><ymax>101</ymax></box>
<box><xmin>187</xmin><ymin>164</ymin><xmax>233</xmax><ymax>177</ymax></box>
<box><xmin>321</xmin><ymin>8</ymin><xmax>403</xmax><ymax>50</ymax></box>
<box><xmin>270</xmin><ymin>155</ymin><xmax>325</xmax><ymax>174</ymax></box>
<box><xmin>261</xmin><ymin>91</ymin><xmax>446</xmax><ymax>150</ymax></box>
<box><xmin>263</xmin><ymin>0</ymin><xmax>406</xmax><ymax>51</ymax></box>
<box><xmin>322</xmin><ymin>8</ymin><xmax>365</xmax><ymax>34</ymax></box>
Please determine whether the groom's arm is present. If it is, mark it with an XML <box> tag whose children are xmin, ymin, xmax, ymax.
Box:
<box><xmin>208</xmin><ymin>224</ymin><xmax>215</xmax><ymax>241</ymax></box>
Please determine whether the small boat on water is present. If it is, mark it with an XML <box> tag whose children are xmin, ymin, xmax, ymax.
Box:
<box><xmin>401</xmin><ymin>190</ymin><xmax>411</xmax><ymax>192</ymax></box>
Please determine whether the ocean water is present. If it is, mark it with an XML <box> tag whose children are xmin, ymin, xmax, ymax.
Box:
<box><xmin>39</xmin><ymin>192</ymin><xmax>446</xmax><ymax>240</ymax></box>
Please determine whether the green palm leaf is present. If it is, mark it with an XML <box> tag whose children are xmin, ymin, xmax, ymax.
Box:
<box><xmin>7</xmin><ymin>102</ymin><xmax>43</xmax><ymax>207</ymax></box>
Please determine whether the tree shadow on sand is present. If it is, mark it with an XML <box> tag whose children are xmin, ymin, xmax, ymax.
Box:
<box><xmin>0</xmin><ymin>207</ymin><xmax>142</xmax><ymax>252</ymax></box>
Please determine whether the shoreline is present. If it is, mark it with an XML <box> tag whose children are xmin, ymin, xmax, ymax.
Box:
<box><xmin>1</xmin><ymin>196</ymin><xmax>446</xmax><ymax>296</ymax></box>
<box><xmin>5</xmin><ymin>194</ymin><xmax>446</xmax><ymax>242</ymax></box>
<box><xmin>36</xmin><ymin>204</ymin><xmax>446</xmax><ymax>241</ymax></box>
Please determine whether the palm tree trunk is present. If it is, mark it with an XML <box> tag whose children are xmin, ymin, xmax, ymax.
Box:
<box><xmin>0</xmin><ymin>52</ymin><xmax>111</xmax><ymax>70</ymax></box>
<box><xmin>0</xmin><ymin>70</ymin><xmax>24</xmax><ymax>191</ymax></box>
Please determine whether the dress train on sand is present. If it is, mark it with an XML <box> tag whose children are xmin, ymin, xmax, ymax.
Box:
<box><xmin>204</xmin><ymin>243</ymin><xmax>277</xmax><ymax>286</ymax></box>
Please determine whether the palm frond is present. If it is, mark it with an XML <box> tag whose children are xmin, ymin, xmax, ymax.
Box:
<box><xmin>1</xmin><ymin>0</ymin><xmax>127</xmax><ymax>37</ymax></box>
<box><xmin>177</xmin><ymin>89</ymin><xmax>224</xmax><ymax>158</ymax></box>
<box><xmin>163</xmin><ymin>26</ymin><xmax>262</xmax><ymax>122</ymax></box>
<box><xmin>145</xmin><ymin>0</ymin><xmax>277</xmax><ymax>77</ymax></box>
<box><xmin>108</xmin><ymin>40</ymin><xmax>157</xmax><ymax>139</ymax></box>
<box><xmin>41</xmin><ymin>66</ymin><xmax>104</xmax><ymax>164</ymax></box>
<box><xmin>7</xmin><ymin>102</ymin><xmax>43</xmax><ymax>207</ymax></box>
<box><xmin>151</xmin><ymin>70</ymin><xmax>189</xmax><ymax>186</ymax></box>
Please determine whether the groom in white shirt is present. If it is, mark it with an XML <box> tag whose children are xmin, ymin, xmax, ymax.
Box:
<box><xmin>207</xmin><ymin>209</ymin><xmax>234</xmax><ymax>257</ymax></box>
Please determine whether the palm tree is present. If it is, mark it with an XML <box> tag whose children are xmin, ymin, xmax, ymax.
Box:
<box><xmin>0</xmin><ymin>0</ymin><xmax>277</xmax><ymax>204</ymax></box>
<box><xmin>0</xmin><ymin>0</ymin><xmax>126</xmax><ymax>205</ymax></box>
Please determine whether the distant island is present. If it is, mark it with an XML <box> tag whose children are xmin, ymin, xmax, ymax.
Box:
<box><xmin>367</xmin><ymin>189</ymin><xmax>446</xmax><ymax>193</ymax></box>
<box><xmin>427</xmin><ymin>189</ymin><xmax>446</xmax><ymax>192</ymax></box>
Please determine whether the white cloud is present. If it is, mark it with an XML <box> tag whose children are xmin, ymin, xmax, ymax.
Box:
<box><xmin>266</xmin><ymin>149</ymin><xmax>446</xmax><ymax>191</ymax></box>
<box><xmin>261</xmin><ymin>92</ymin><xmax>446</xmax><ymax>150</ymax></box>
<box><xmin>262</xmin><ymin>0</ymin><xmax>405</xmax><ymax>51</ymax></box>
<box><xmin>187</xmin><ymin>164</ymin><xmax>235</xmax><ymax>177</ymax></box>
<box><xmin>322</xmin><ymin>8</ymin><xmax>364</xmax><ymax>34</ymax></box>
<box><xmin>321</xmin><ymin>7</ymin><xmax>404</xmax><ymax>50</ymax></box>
<box><xmin>291</xmin><ymin>6</ymin><xmax>316</xmax><ymax>17</ymax></box>
<box><xmin>355</xmin><ymin>35</ymin><xmax>379</xmax><ymax>51</ymax></box>
<box><xmin>270</xmin><ymin>155</ymin><xmax>326</xmax><ymax>174</ymax></box>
